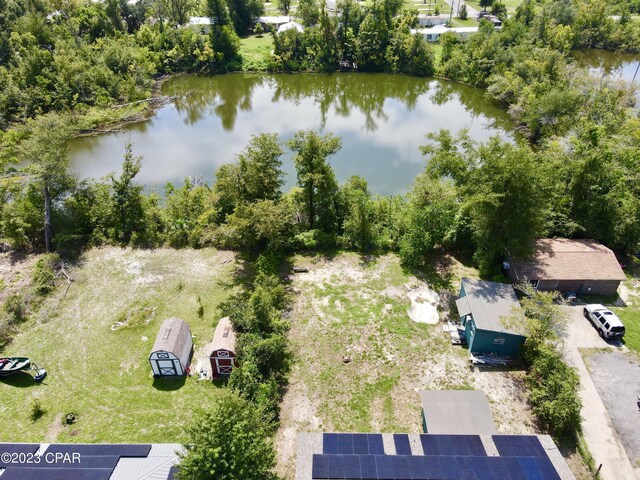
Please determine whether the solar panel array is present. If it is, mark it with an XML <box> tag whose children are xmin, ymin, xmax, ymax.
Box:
<box><xmin>311</xmin><ymin>434</ymin><xmax>562</xmax><ymax>480</ymax></box>
<box><xmin>0</xmin><ymin>444</ymin><xmax>152</xmax><ymax>480</ymax></box>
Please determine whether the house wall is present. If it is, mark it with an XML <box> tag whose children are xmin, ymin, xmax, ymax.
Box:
<box><xmin>178</xmin><ymin>335</ymin><xmax>194</xmax><ymax>370</ymax></box>
<box><xmin>537</xmin><ymin>279</ymin><xmax>621</xmax><ymax>296</ymax></box>
<box><xmin>468</xmin><ymin>328</ymin><xmax>525</xmax><ymax>356</ymax></box>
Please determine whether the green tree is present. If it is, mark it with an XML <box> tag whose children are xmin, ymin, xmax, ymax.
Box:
<box><xmin>288</xmin><ymin>130</ymin><xmax>342</xmax><ymax>232</ymax></box>
<box><xmin>227</xmin><ymin>0</ymin><xmax>264</xmax><ymax>34</ymax></box>
<box><xmin>178</xmin><ymin>390</ymin><xmax>277</xmax><ymax>480</ymax></box>
<box><xmin>459</xmin><ymin>3</ymin><xmax>467</xmax><ymax>20</ymax></box>
<box><xmin>479</xmin><ymin>0</ymin><xmax>492</xmax><ymax>12</ymax></box>
<box><xmin>340</xmin><ymin>176</ymin><xmax>377</xmax><ymax>250</ymax></box>
<box><xmin>277</xmin><ymin>0</ymin><xmax>291</xmax><ymax>14</ymax></box>
<box><xmin>514</xmin><ymin>0</ymin><xmax>534</xmax><ymax>26</ymax></box>
<box><xmin>298</xmin><ymin>0</ymin><xmax>320</xmax><ymax>26</ymax></box>
<box><xmin>355</xmin><ymin>9</ymin><xmax>389</xmax><ymax>71</ymax></box>
<box><xmin>162</xmin><ymin>0</ymin><xmax>196</xmax><ymax>25</ymax></box>
<box><xmin>111</xmin><ymin>144</ymin><xmax>145</xmax><ymax>245</ymax></box>
<box><xmin>22</xmin><ymin>113</ymin><xmax>74</xmax><ymax>252</ymax></box>
<box><xmin>423</xmin><ymin>131</ymin><xmax>550</xmax><ymax>275</ymax></box>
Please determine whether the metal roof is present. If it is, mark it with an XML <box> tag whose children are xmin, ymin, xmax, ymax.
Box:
<box><xmin>457</xmin><ymin>278</ymin><xmax>523</xmax><ymax>335</ymax></box>
<box><xmin>419</xmin><ymin>390</ymin><xmax>498</xmax><ymax>435</ymax></box>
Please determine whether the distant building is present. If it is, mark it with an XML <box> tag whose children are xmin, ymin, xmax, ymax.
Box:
<box><xmin>257</xmin><ymin>15</ymin><xmax>292</xmax><ymax>31</ymax></box>
<box><xmin>188</xmin><ymin>16</ymin><xmax>214</xmax><ymax>34</ymax></box>
<box><xmin>277</xmin><ymin>21</ymin><xmax>305</xmax><ymax>34</ymax></box>
<box><xmin>507</xmin><ymin>238</ymin><xmax>626</xmax><ymax>296</ymax></box>
<box><xmin>411</xmin><ymin>26</ymin><xmax>480</xmax><ymax>42</ymax></box>
<box><xmin>456</xmin><ymin>278</ymin><xmax>525</xmax><ymax>356</ymax></box>
<box><xmin>417</xmin><ymin>14</ymin><xmax>448</xmax><ymax>27</ymax></box>
<box><xmin>149</xmin><ymin>317</ymin><xmax>193</xmax><ymax>377</ymax></box>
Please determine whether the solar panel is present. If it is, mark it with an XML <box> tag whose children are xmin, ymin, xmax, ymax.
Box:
<box><xmin>0</xmin><ymin>444</ymin><xmax>40</xmax><ymax>467</ymax></box>
<box><xmin>45</xmin><ymin>444</ymin><xmax>151</xmax><ymax>458</ymax></box>
<box><xmin>343</xmin><ymin>454</ymin><xmax>361</xmax><ymax>478</ymax></box>
<box><xmin>493</xmin><ymin>436</ymin><xmax>547</xmax><ymax>458</ymax></box>
<box><xmin>337</xmin><ymin>434</ymin><xmax>354</xmax><ymax>454</ymax></box>
<box><xmin>8</xmin><ymin>456</ymin><xmax>120</xmax><ymax>470</ymax></box>
<box><xmin>353</xmin><ymin>433</ymin><xmax>369</xmax><ymax>455</ymax></box>
<box><xmin>312</xmin><ymin>454</ymin><xmax>330</xmax><ymax>478</ymax></box>
<box><xmin>0</xmin><ymin>468</ymin><xmax>112</xmax><ymax>480</ymax></box>
<box><xmin>323</xmin><ymin>434</ymin><xmax>339</xmax><ymax>455</ymax></box>
<box><xmin>393</xmin><ymin>434</ymin><xmax>412</xmax><ymax>455</ymax></box>
<box><xmin>359</xmin><ymin>454</ymin><xmax>377</xmax><ymax>479</ymax></box>
<box><xmin>420</xmin><ymin>435</ymin><xmax>486</xmax><ymax>456</ymax></box>
<box><xmin>367</xmin><ymin>434</ymin><xmax>384</xmax><ymax>454</ymax></box>
<box><xmin>168</xmin><ymin>465</ymin><xmax>179</xmax><ymax>480</ymax></box>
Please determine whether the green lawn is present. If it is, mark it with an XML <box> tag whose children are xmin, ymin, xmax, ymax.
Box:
<box><xmin>450</xmin><ymin>17</ymin><xmax>479</xmax><ymax>26</ymax></box>
<box><xmin>466</xmin><ymin>0</ymin><xmax>523</xmax><ymax>15</ymax></box>
<box><xmin>613</xmin><ymin>270</ymin><xmax>640</xmax><ymax>354</ymax></box>
<box><xmin>0</xmin><ymin>248</ymin><xmax>236</xmax><ymax>443</ymax></box>
<box><xmin>240</xmin><ymin>34</ymin><xmax>274</xmax><ymax>70</ymax></box>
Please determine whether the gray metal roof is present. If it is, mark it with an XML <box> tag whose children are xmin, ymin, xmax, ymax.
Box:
<box><xmin>457</xmin><ymin>278</ymin><xmax>523</xmax><ymax>335</ymax></box>
<box><xmin>110</xmin><ymin>444</ymin><xmax>182</xmax><ymax>480</ymax></box>
<box><xmin>419</xmin><ymin>390</ymin><xmax>498</xmax><ymax>435</ymax></box>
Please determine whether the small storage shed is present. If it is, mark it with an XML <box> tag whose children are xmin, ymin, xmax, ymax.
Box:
<box><xmin>456</xmin><ymin>278</ymin><xmax>525</xmax><ymax>356</ymax></box>
<box><xmin>209</xmin><ymin>317</ymin><xmax>238</xmax><ymax>378</ymax></box>
<box><xmin>420</xmin><ymin>390</ymin><xmax>498</xmax><ymax>435</ymax></box>
<box><xmin>149</xmin><ymin>318</ymin><xmax>193</xmax><ymax>377</ymax></box>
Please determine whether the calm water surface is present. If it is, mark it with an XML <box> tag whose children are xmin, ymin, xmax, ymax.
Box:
<box><xmin>572</xmin><ymin>49</ymin><xmax>640</xmax><ymax>102</ymax></box>
<box><xmin>69</xmin><ymin>73</ymin><xmax>517</xmax><ymax>195</ymax></box>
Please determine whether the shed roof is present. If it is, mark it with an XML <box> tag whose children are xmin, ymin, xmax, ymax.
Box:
<box><xmin>420</xmin><ymin>390</ymin><xmax>498</xmax><ymax>435</ymax></box>
<box><xmin>457</xmin><ymin>278</ymin><xmax>522</xmax><ymax>335</ymax></box>
<box><xmin>151</xmin><ymin>318</ymin><xmax>192</xmax><ymax>357</ymax></box>
<box><xmin>510</xmin><ymin>238</ymin><xmax>626</xmax><ymax>282</ymax></box>
<box><xmin>209</xmin><ymin>317</ymin><xmax>236</xmax><ymax>354</ymax></box>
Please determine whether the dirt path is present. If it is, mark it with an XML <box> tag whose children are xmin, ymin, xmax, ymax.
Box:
<box><xmin>562</xmin><ymin>306</ymin><xmax>638</xmax><ymax>480</ymax></box>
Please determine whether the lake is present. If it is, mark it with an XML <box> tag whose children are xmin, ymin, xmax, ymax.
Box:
<box><xmin>572</xmin><ymin>49</ymin><xmax>640</xmax><ymax>102</ymax></box>
<box><xmin>69</xmin><ymin>73</ymin><xmax>517</xmax><ymax>195</ymax></box>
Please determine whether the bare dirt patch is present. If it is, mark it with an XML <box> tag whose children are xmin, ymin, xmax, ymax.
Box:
<box><xmin>275</xmin><ymin>252</ymin><xmax>539</xmax><ymax>479</ymax></box>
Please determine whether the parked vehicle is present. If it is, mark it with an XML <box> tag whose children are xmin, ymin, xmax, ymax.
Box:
<box><xmin>583</xmin><ymin>304</ymin><xmax>626</xmax><ymax>339</ymax></box>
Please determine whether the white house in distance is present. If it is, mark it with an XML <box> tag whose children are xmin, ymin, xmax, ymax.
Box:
<box><xmin>149</xmin><ymin>317</ymin><xmax>194</xmax><ymax>377</ymax></box>
<box><xmin>277</xmin><ymin>21</ymin><xmax>305</xmax><ymax>34</ymax></box>
<box><xmin>417</xmin><ymin>13</ymin><xmax>448</xmax><ymax>27</ymax></box>
<box><xmin>188</xmin><ymin>16</ymin><xmax>214</xmax><ymax>34</ymax></box>
<box><xmin>411</xmin><ymin>25</ymin><xmax>480</xmax><ymax>42</ymax></box>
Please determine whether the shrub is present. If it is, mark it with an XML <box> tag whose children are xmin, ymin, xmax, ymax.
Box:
<box><xmin>32</xmin><ymin>253</ymin><xmax>59</xmax><ymax>296</ymax></box>
<box><xmin>4</xmin><ymin>294</ymin><xmax>27</xmax><ymax>323</ymax></box>
<box><xmin>30</xmin><ymin>399</ymin><xmax>45</xmax><ymax>421</ymax></box>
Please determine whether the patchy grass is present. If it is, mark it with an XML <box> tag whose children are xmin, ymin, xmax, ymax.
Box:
<box><xmin>275</xmin><ymin>251</ymin><xmax>541</xmax><ymax>479</ymax></box>
<box><xmin>450</xmin><ymin>17</ymin><xmax>479</xmax><ymax>27</ymax></box>
<box><xmin>0</xmin><ymin>247</ymin><xmax>237</xmax><ymax>443</ymax></box>
<box><xmin>466</xmin><ymin>0</ymin><xmax>524</xmax><ymax>15</ymax></box>
<box><xmin>240</xmin><ymin>34</ymin><xmax>274</xmax><ymax>71</ymax></box>
<box><xmin>612</xmin><ymin>263</ymin><xmax>640</xmax><ymax>354</ymax></box>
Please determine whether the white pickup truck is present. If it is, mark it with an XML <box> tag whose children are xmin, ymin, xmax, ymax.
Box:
<box><xmin>583</xmin><ymin>304</ymin><xmax>625</xmax><ymax>339</ymax></box>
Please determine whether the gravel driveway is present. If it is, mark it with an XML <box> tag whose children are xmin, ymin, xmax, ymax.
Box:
<box><xmin>584</xmin><ymin>350</ymin><xmax>640</xmax><ymax>468</ymax></box>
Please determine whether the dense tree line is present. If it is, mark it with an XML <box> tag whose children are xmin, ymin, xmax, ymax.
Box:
<box><xmin>270</xmin><ymin>0</ymin><xmax>436</xmax><ymax>75</ymax></box>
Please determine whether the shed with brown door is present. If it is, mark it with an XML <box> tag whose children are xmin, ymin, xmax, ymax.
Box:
<box><xmin>209</xmin><ymin>317</ymin><xmax>238</xmax><ymax>378</ymax></box>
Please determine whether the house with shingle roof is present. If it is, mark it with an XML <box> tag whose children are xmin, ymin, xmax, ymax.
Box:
<box><xmin>507</xmin><ymin>239</ymin><xmax>626</xmax><ymax>296</ymax></box>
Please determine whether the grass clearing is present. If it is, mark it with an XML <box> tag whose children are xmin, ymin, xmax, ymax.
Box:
<box><xmin>240</xmin><ymin>34</ymin><xmax>274</xmax><ymax>71</ymax></box>
<box><xmin>465</xmin><ymin>0</ymin><xmax>523</xmax><ymax>15</ymax></box>
<box><xmin>275</xmin><ymin>251</ymin><xmax>539</xmax><ymax>479</ymax></box>
<box><xmin>0</xmin><ymin>247</ymin><xmax>236</xmax><ymax>443</ymax></box>
<box><xmin>613</xmin><ymin>266</ymin><xmax>640</xmax><ymax>354</ymax></box>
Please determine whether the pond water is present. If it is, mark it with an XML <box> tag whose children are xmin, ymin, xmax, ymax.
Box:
<box><xmin>572</xmin><ymin>49</ymin><xmax>640</xmax><ymax>102</ymax></box>
<box><xmin>69</xmin><ymin>73</ymin><xmax>517</xmax><ymax>195</ymax></box>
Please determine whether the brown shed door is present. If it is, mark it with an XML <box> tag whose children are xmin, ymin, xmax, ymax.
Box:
<box><xmin>213</xmin><ymin>350</ymin><xmax>234</xmax><ymax>375</ymax></box>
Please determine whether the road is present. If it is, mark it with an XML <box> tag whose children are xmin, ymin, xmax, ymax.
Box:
<box><xmin>561</xmin><ymin>306</ymin><xmax>638</xmax><ymax>480</ymax></box>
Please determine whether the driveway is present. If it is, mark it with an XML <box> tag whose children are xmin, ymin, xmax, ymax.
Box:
<box><xmin>562</xmin><ymin>306</ymin><xmax>638</xmax><ymax>480</ymax></box>
<box><xmin>443</xmin><ymin>0</ymin><xmax>479</xmax><ymax>18</ymax></box>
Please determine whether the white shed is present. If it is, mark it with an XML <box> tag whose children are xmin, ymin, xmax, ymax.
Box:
<box><xmin>149</xmin><ymin>318</ymin><xmax>193</xmax><ymax>376</ymax></box>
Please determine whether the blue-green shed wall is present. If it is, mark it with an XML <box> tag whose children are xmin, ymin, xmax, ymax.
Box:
<box><xmin>468</xmin><ymin>328</ymin><xmax>525</xmax><ymax>356</ymax></box>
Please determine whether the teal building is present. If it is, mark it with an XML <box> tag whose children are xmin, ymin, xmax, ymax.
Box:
<box><xmin>456</xmin><ymin>278</ymin><xmax>525</xmax><ymax>356</ymax></box>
